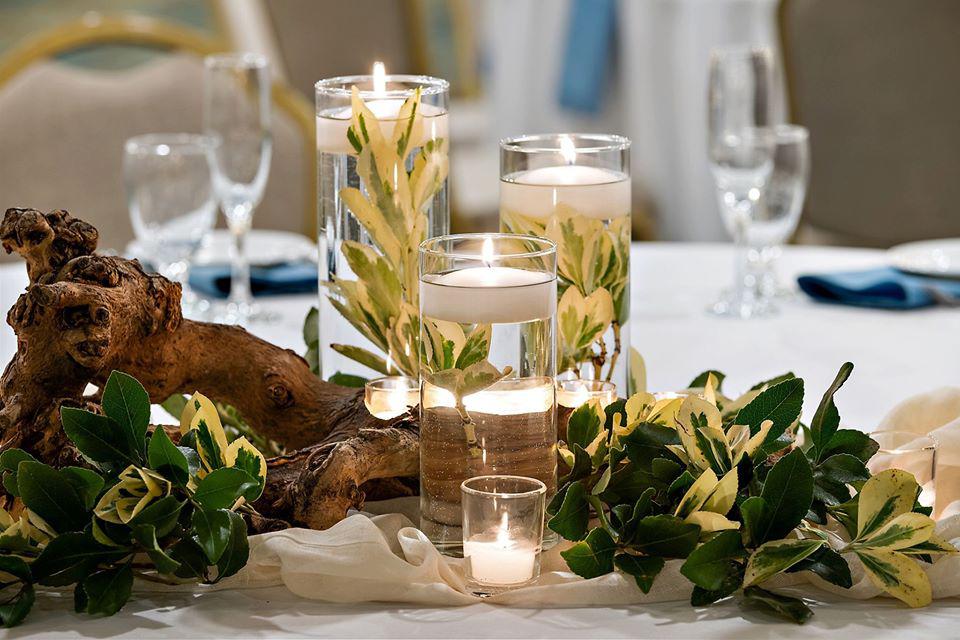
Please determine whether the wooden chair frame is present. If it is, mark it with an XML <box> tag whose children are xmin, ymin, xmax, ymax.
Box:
<box><xmin>0</xmin><ymin>12</ymin><xmax>317</xmax><ymax>236</ymax></box>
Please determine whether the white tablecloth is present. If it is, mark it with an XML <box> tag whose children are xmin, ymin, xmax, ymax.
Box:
<box><xmin>1</xmin><ymin>243</ymin><xmax>959</xmax><ymax>638</ymax></box>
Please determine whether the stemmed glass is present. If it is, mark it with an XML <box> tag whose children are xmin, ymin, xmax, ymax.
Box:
<box><xmin>755</xmin><ymin>125</ymin><xmax>810</xmax><ymax>298</ymax></box>
<box><xmin>123</xmin><ymin>134</ymin><xmax>218</xmax><ymax>319</ymax></box>
<box><xmin>203</xmin><ymin>53</ymin><xmax>273</xmax><ymax>324</ymax></box>
<box><xmin>707</xmin><ymin>46</ymin><xmax>776</xmax><ymax>318</ymax></box>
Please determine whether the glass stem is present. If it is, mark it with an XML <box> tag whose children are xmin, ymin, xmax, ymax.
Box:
<box><xmin>227</xmin><ymin>212</ymin><xmax>252</xmax><ymax>308</ymax></box>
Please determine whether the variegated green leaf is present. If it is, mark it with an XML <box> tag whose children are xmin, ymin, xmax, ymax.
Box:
<box><xmin>854</xmin><ymin>512</ymin><xmax>935</xmax><ymax>551</ymax></box>
<box><xmin>743</xmin><ymin>539</ymin><xmax>825</xmax><ymax>587</ymax></box>
<box><xmin>856</xmin><ymin>548</ymin><xmax>932</xmax><ymax>608</ymax></box>
<box><xmin>857</xmin><ymin>469</ymin><xmax>920</xmax><ymax>538</ymax></box>
<box><xmin>675</xmin><ymin>469</ymin><xmax>718</xmax><ymax>519</ymax></box>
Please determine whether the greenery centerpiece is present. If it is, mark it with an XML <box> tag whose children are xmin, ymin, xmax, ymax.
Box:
<box><xmin>0</xmin><ymin>372</ymin><xmax>266</xmax><ymax>628</ymax></box>
<box><xmin>548</xmin><ymin>362</ymin><xmax>956</xmax><ymax>623</ymax></box>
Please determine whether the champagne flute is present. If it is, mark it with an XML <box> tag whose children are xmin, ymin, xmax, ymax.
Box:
<box><xmin>707</xmin><ymin>46</ymin><xmax>776</xmax><ymax>318</ymax></box>
<box><xmin>203</xmin><ymin>53</ymin><xmax>273</xmax><ymax>324</ymax></box>
<box><xmin>123</xmin><ymin>134</ymin><xmax>218</xmax><ymax>319</ymax></box>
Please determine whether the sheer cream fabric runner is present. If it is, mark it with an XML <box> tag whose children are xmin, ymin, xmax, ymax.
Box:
<box><xmin>222</xmin><ymin>388</ymin><xmax>960</xmax><ymax>606</ymax></box>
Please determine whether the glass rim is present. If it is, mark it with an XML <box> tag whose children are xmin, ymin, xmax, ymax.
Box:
<box><xmin>871</xmin><ymin>430</ymin><xmax>938</xmax><ymax>452</ymax></box>
<box><xmin>558</xmin><ymin>379</ymin><xmax>617</xmax><ymax>392</ymax></box>
<box><xmin>419</xmin><ymin>233</ymin><xmax>557</xmax><ymax>261</ymax></box>
<box><xmin>709</xmin><ymin>44</ymin><xmax>774</xmax><ymax>61</ymax></box>
<box><xmin>315</xmin><ymin>74</ymin><xmax>449</xmax><ymax>98</ymax></box>
<box><xmin>500</xmin><ymin>133</ymin><xmax>631</xmax><ymax>154</ymax></box>
<box><xmin>364</xmin><ymin>375</ymin><xmax>418</xmax><ymax>391</ymax></box>
<box><xmin>461</xmin><ymin>475</ymin><xmax>548</xmax><ymax>499</ymax></box>
<box><xmin>124</xmin><ymin>133</ymin><xmax>218</xmax><ymax>154</ymax></box>
<box><xmin>204</xmin><ymin>52</ymin><xmax>268</xmax><ymax>69</ymax></box>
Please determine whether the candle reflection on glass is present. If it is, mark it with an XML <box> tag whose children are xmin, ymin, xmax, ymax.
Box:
<box><xmin>556</xmin><ymin>379</ymin><xmax>617</xmax><ymax>409</ymax></box>
<box><xmin>364</xmin><ymin>376</ymin><xmax>419</xmax><ymax>420</ymax></box>
<box><xmin>461</xmin><ymin>475</ymin><xmax>546</xmax><ymax>595</ymax></box>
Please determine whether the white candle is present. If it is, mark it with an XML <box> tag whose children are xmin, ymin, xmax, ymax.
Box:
<box><xmin>501</xmin><ymin>165</ymin><xmax>630</xmax><ymax>221</ymax></box>
<box><xmin>464</xmin><ymin>517</ymin><xmax>538</xmax><ymax>585</ymax></box>
<box><xmin>556</xmin><ymin>380</ymin><xmax>617</xmax><ymax>409</ymax></box>
<box><xmin>420</xmin><ymin>266</ymin><xmax>555</xmax><ymax>325</ymax></box>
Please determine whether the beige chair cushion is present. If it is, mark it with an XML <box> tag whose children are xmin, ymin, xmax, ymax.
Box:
<box><xmin>0</xmin><ymin>52</ymin><xmax>308</xmax><ymax>259</ymax></box>
<box><xmin>783</xmin><ymin>0</ymin><xmax>960</xmax><ymax>248</ymax></box>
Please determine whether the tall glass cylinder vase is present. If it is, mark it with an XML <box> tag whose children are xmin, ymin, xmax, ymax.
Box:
<box><xmin>499</xmin><ymin>134</ymin><xmax>632</xmax><ymax>395</ymax></box>
<box><xmin>316</xmin><ymin>72</ymin><xmax>450</xmax><ymax>381</ymax></box>
<box><xmin>419</xmin><ymin>234</ymin><xmax>558</xmax><ymax>554</ymax></box>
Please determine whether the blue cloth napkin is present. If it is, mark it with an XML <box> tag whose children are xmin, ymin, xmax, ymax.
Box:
<box><xmin>189</xmin><ymin>262</ymin><xmax>318</xmax><ymax>299</ymax></box>
<box><xmin>558</xmin><ymin>0</ymin><xmax>617</xmax><ymax>114</ymax></box>
<box><xmin>797</xmin><ymin>267</ymin><xmax>960</xmax><ymax>309</ymax></box>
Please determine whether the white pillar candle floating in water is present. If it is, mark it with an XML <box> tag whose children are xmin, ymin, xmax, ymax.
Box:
<box><xmin>364</xmin><ymin>376</ymin><xmax>419</xmax><ymax>420</ymax></box>
<box><xmin>419</xmin><ymin>236</ymin><xmax>557</xmax><ymax>325</ymax></box>
<box><xmin>500</xmin><ymin>136</ymin><xmax>630</xmax><ymax>221</ymax></box>
<box><xmin>316</xmin><ymin>61</ymin><xmax>450</xmax><ymax>154</ymax></box>
<box><xmin>556</xmin><ymin>379</ymin><xmax>617</xmax><ymax>409</ymax></box>
<box><xmin>461</xmin><ymin>475</ymin><xmax>547</xmax><ymax>594</ymax></box>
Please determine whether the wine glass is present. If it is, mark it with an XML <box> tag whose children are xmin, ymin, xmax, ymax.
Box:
<box><xmin>707</xmin><ymin>45</ymin><xmax>776</xmax><ymax>318</ymax></box>
<box><xmin>123</xmin><ymin>133</ymin><xmax>218</xmax><ymax>318</ymax></box>
<box><xmin>754</xmin><ymin>125</ymin><xmax>810</xmax><ymax>298</ymax></box>
<box><xmin>203</xmin><ymin>53</ymin><xmax>273</xmax><ymax>324</ymax></box>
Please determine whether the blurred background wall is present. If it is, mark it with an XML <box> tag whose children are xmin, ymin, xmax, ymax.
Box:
<box><xmin>1</xmin><ymin>0</ymin><xmax>958</xmax><ymax>252</ymax></box>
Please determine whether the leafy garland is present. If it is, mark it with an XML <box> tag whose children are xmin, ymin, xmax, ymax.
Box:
<box><xmin>0</xmin><ymin>372</ymin><xmax>266</xmax><ymax>627</ymax></box>
<box><xmin>549</xmin><ymin>363</ymin><xmax>957</xmax><ymax>623</ymax></box>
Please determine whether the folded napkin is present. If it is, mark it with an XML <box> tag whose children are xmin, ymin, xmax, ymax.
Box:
<box><xmin>797</xmin><ymin>266</ymin><xmax>960</xmax><ymax>309</ymax></box>
<box><xmin>204</xmin><ymin>388</ymin><xmax>960</xmax><ymax>607</ymax></box>
<box><xmin>188</xmin><ymin>262</ymin><xmax>317</xmax><ymax>299</ymax></box>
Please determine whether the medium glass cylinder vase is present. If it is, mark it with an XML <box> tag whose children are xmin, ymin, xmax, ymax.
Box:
<box><xmin>419</xmin><ymin>234</ymin><xmax>558</xmax><ymax>554</ymax></box>
<box><xmin>316</xmin><ymin>73</ymin><xmax>450</xmax><ymax>381</ymax></box>
<box><xmin>500</xmin><ymin>134</ymin><xmax>632</xmax><ymax>394</ymax></box>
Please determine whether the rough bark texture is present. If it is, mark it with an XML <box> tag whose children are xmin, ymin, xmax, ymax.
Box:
<box><xmin>0</xmin><ymin>207</ymin><xmax>418</xmax><ymax>531</ymax></box>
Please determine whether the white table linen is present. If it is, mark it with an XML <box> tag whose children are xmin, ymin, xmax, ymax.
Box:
<box><xmin>1</xmin><ymin>243</ymin><xmax>959</xmax><ymax>638</ymax></box>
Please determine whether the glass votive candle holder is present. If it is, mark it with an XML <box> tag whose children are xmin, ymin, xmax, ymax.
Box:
<box><xmin>556</xmin><ymin>379</ymin><xmax>617</xmax><ymax>409</ymax></box>
<box><xmin>867</xmin><ymin>431</ymin><xmax>938</xmax><ymax>509</ymax></box>
<box><xmin>461</xmin><ymin>475</ymin><xmax>547</xmax><ymax>596</ymax></box>
<box><xmin>364</xmin><ymin>376</ymin><xmax>419</xmax><ymax>420</ymax></box>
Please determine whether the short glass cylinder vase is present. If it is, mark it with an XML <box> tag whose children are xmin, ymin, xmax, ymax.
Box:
<box><xmin>500</xmin><ymin>133</ymin><xmax>632</xmax><ymax>394</ymax></box>
<box><xmin>461</xmin><ymin>475</ymin><xmax>546</xmax><ymax>595</ymax></box>
<box><xmin>419</xmin><ymin>234</ymin><xmax>558</xmax><ymax>554</ymax></box>
<box><xmin>316</xmin><ymin>73</ymin><xmax>450</xmax><ymax>381</ymax></box>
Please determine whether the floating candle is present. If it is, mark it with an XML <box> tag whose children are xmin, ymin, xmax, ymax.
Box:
<box><xmin>556</xmin><ymin>379</ymin><xmax>617</xmax><ymax>409</ymax></box>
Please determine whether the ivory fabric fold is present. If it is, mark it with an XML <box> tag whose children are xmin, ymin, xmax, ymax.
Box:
<box><xmin>222</xmin><ymin>387</ymin><xmax>960</xmax><ymax>607</ymax></box>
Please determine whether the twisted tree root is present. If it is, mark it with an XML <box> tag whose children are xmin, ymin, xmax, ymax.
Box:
<box><xmin>0</xmin><ymin>207</ymin><xmax>418</xmax><ymax>531</ymax></box>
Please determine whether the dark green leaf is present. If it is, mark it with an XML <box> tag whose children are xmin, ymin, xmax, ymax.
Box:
<box><xmin>131</xmin><ymin>525</ymin><xmax>180</xmax><ymax>574</ymax></box>
<box><xmin>817</xmin><ymin>453</ymin><xmax>870</xmax><ymax>484</ymax></box>
<box><xmin>170</xmin><ymin>538</ymin><xmax>209</xmax><ymax>580</ymax></box>
<box><xmin>60</xmin><ymin>466</ymin><xmax>104</xmax><ymax>510</ymax></box>
<box><xmin>193</xmin><ymin>507</ymin><xmax>233</xmax><ymax>563</ymax></box>
<box><xmin>60</xmin><ymin>407</ymin><xmax>136</xmax><ymax>465</ymax></box>
<box><xmin>232</xmin><ymin>448</ymin><xmax>265</xmax><ymax>501</ymax></box>
<box><xmin>213</xmin><ymin>511</ymin><xmax>249</xmax><ymax>581</ymax></box>
<box><xmin>561</xmin><ymin>444</ymin><xmax>593</xmax><ymax>484</ymax></box>
<box><xmin>195</xmin><ymin>420</ymin><xmax>224</xmax><ymax>471</ymax></box>
<box><xmin>614</xmin><ymin>554</ymin><xmax>664</xmax><ymax>593</ymax></box>
<box><xmin>756</xmin><ymin>449</ymin><xmax>813</xmax><ymax>543</ymax></box>
<box><xmin>0</xmin><ymin>448</ymin><xmax>36</xmax><ymax>472</ymax></box>
<box><xmin>101</xmin><ymin>371</ymin><xmax>150</xmax><ymax>460</ymax></box>
<box><xmin>821</xmin><ymin>429</ymin><xmax>879</xmax><ymax>463</ymax></box>
<box><xmin>192</xmin><ymin>468</ymin><xmax>259</xmax><ymax>510</ymax></box>
<box><xmin>560</xmin><ymin>527</ymin><xmax>616</xmax><ymax>579</ymax></box>
<box><xmin>690</xmin><ymin>561</ymin><xmax>746</xmax><ymax>606</ymax></box>
<box><xmin>80</xmin><ymin>564</ymin><xmax>133</xmax><ymax>617</ymax></box>
<box><xmin>622</xmin><ymin>423</ymin><xmax>680</xmax><ymax>468</ymax></box>
<box><xmin>749</xmin><ymin>372</ymin><xmax>796</xmax><ymax>391</ymax></box>
<box><xmin>2</xmin><ymin>472</ymin><xmax>19</xmax><ymax>497</ymax></box>
<box><xmin>0</xmin><ymin>556</ymin><xmax>32</xmax><ymax>582</ymax></box>
<box><xmin>546</xmin><ymin>482</ymin><xmax>570</xmax><ymax>516</ymax></box>
<box><xmin>129</xmin><ymin>495</ymin><xmax>184</xmax><ymax>538</ymax></box>
<box><xmin>179</xmin><ymin>446</ymin><xmax>202</xmax><ymax>478</ymax></box>
<box><xmin>829</xmin><ymin>497</ymin><xmax>860</xmax><ymax>540</ymax></box>
<box><xmin>16</xmin><ymin>460</ymin><xmax>88</xmax><ymax>533</ymax></box>
<box><xmin>740</xmin><ymin>586</ymin><xmax>813</xmax><ymax>624</ymax></box>
<box><xmin>680</xmin><ymin>530</ymin><xmax>745</xmax><ymax>591</ymax></box>
<box><xmin>600</xmin><ymin>464</ymin><xmax>663</xmax><ymax>504</ymax></box>
<box><xmin>148</xmin><ymin>428</ymin><xmax>190</xmax><ymax>485</ymax></box>
<box><xmin>689</xmin><ymin>370</ymin><xmax>725</xmax><ymax>389</ymax></box>
<box><xmin>668</xmin><ymin>470</ymin><xmax>695</xmax><ymax>498</ymax></box>
<box><xmin>328</xmin><ymin>372</ymin><xmax>368</xmax><ymax>388</ymax></box>
<box><xmin>160</xmin><ymin>394</ymin><xmax>188</xmax><ymax>421</ymax></box>
<box><xmin>566</xmin><ymin>403</ymin><xmax>603</xmax><ymax>450</ymax></box>
<box><xmin>31</xmin><ymin>532</ymin><xmax>128</xmax><ymax>586</ymax></box>
<box><xmin>810</xmin><ymin>362</ymin><xmax>854</xmax><ymax>459</ymax></box>
<box><xmin>302</xmin><ymin>306</ymin><xmax>319</xmax><ymax>346</ymax></box>
<box><xmin>785</xmin><ymin>545</ymin><xmax>852</xmax><ymax>588</ymax></box>
<box><xmin>633</xmin><ymin>515</ymin><xmax>700</xmax><ymax>558</ymax></box>
<box><xmin>739</xmin><ymin>496</ymin><xmax>767</xmax><ymax>547</ymax></box>
<box><xmin>73</xmin><ymin>582</ymin><xmax>88</xmax><ymax>613</ymax></box>
<box><xmin>0</xmin><ymin>583</ymin><xmax>34</xmax><ymax>628</ymax></box>
<box><xmin>734</xmin><ymin>378</ymin><xmax>804</xmax><ymax>441</ymax></box>
<box><xmin>548</xmin><ymin>480</ymin><xmax>590</xmax><ymax>541</ymax></box>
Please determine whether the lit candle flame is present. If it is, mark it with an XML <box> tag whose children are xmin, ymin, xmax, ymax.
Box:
<box><xmin>559</xmin><ymin>135</ymin><xmax>577</xmax><ymax>165</ymax></box>
<box><xmin>372</xmin><ymin>61</ymin><xmax>386</xmax><ymax>95</ymax></box>
<box><xmin>481</xmin><ymin>235</ymin><xmax>495</xmax><ymax>268</ymax></box>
